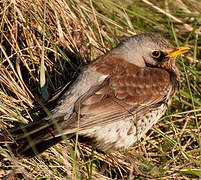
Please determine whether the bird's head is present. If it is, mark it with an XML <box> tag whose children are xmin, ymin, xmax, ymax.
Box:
<box><xmin>114</xmin><ymin>33</ymin><xmax>190</xmax><ymax>70</ymax></box>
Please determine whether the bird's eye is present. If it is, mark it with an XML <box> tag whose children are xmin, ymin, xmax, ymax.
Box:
<box><xmin>151</xmin><ymin>50</ymin><xmax>165</xmax><ymax>61</ymax></box>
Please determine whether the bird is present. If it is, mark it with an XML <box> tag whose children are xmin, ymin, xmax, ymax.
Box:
<box><xmin>0</xmin><ymin>33</ymin><xmax>190</xmax><ymax>158</ymax></box>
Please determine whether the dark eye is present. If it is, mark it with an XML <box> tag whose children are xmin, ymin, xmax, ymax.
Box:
<box><xmin>151</xmin><ymin>50</ymin><xmax>165</xmax><ymax>61</ymax></box>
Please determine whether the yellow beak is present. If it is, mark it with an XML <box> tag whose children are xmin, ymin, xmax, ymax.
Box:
<box><xmin>166</xmin><ymin>46</ymin><xmax>191</xmax><ymax>58</ymax></box>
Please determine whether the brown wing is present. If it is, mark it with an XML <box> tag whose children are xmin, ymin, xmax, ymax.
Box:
<box><xmin>76</xmin><ymin>64</ymin><xmax>172</xmax><ymax>129</ymax></box>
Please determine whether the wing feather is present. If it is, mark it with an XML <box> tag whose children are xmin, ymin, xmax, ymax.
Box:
<box><xmin>76</xmin><ymin>65</ymin><xmax>172</xmax><ymax>129</ymax></box>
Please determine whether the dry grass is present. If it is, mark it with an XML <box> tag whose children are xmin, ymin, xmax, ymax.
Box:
<box><xmin>0</xmin><ymin>0</ymin><xmax>201</xmax><ymax>179</ymax></box>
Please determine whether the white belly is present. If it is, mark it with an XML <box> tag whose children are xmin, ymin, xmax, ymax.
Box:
<box><xmin>80</xmin><ymin>104</ymin><xmax>166</xmax><ymax>151</ymax></box>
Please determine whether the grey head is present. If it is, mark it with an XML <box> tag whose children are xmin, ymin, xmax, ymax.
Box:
<box><xmin>112</xmin><ymin>33</ymin><xmax>175</xmax><ymax>67</ymax></box>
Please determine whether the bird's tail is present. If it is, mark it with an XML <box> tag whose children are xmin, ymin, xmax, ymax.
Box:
<box><xmin>0</xmin><ymin>115</ymin><xmax>75</xmax><ymax>158</ymax></box>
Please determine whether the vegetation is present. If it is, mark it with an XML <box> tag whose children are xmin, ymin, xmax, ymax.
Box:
<box><xmin>0</xmin><ymin>0</ymin><xmax>201</xmax><ymax>179</ymax></box>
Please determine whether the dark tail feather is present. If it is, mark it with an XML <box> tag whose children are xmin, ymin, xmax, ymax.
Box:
<box><xmin>0</xmin><ymin>116</ymin><xmax>74</xmax><ymax>158</ymax></box>
<box><xmin>9</xmin><ymin>135</ymin><xmax>63</xmax><ymax>158</ymax></box>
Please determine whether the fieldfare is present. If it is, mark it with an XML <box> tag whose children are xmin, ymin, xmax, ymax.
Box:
<box><xmin>0</xmin><ymin>33</ymin><xmax>190</xmax><ymax>157</ymax></box>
